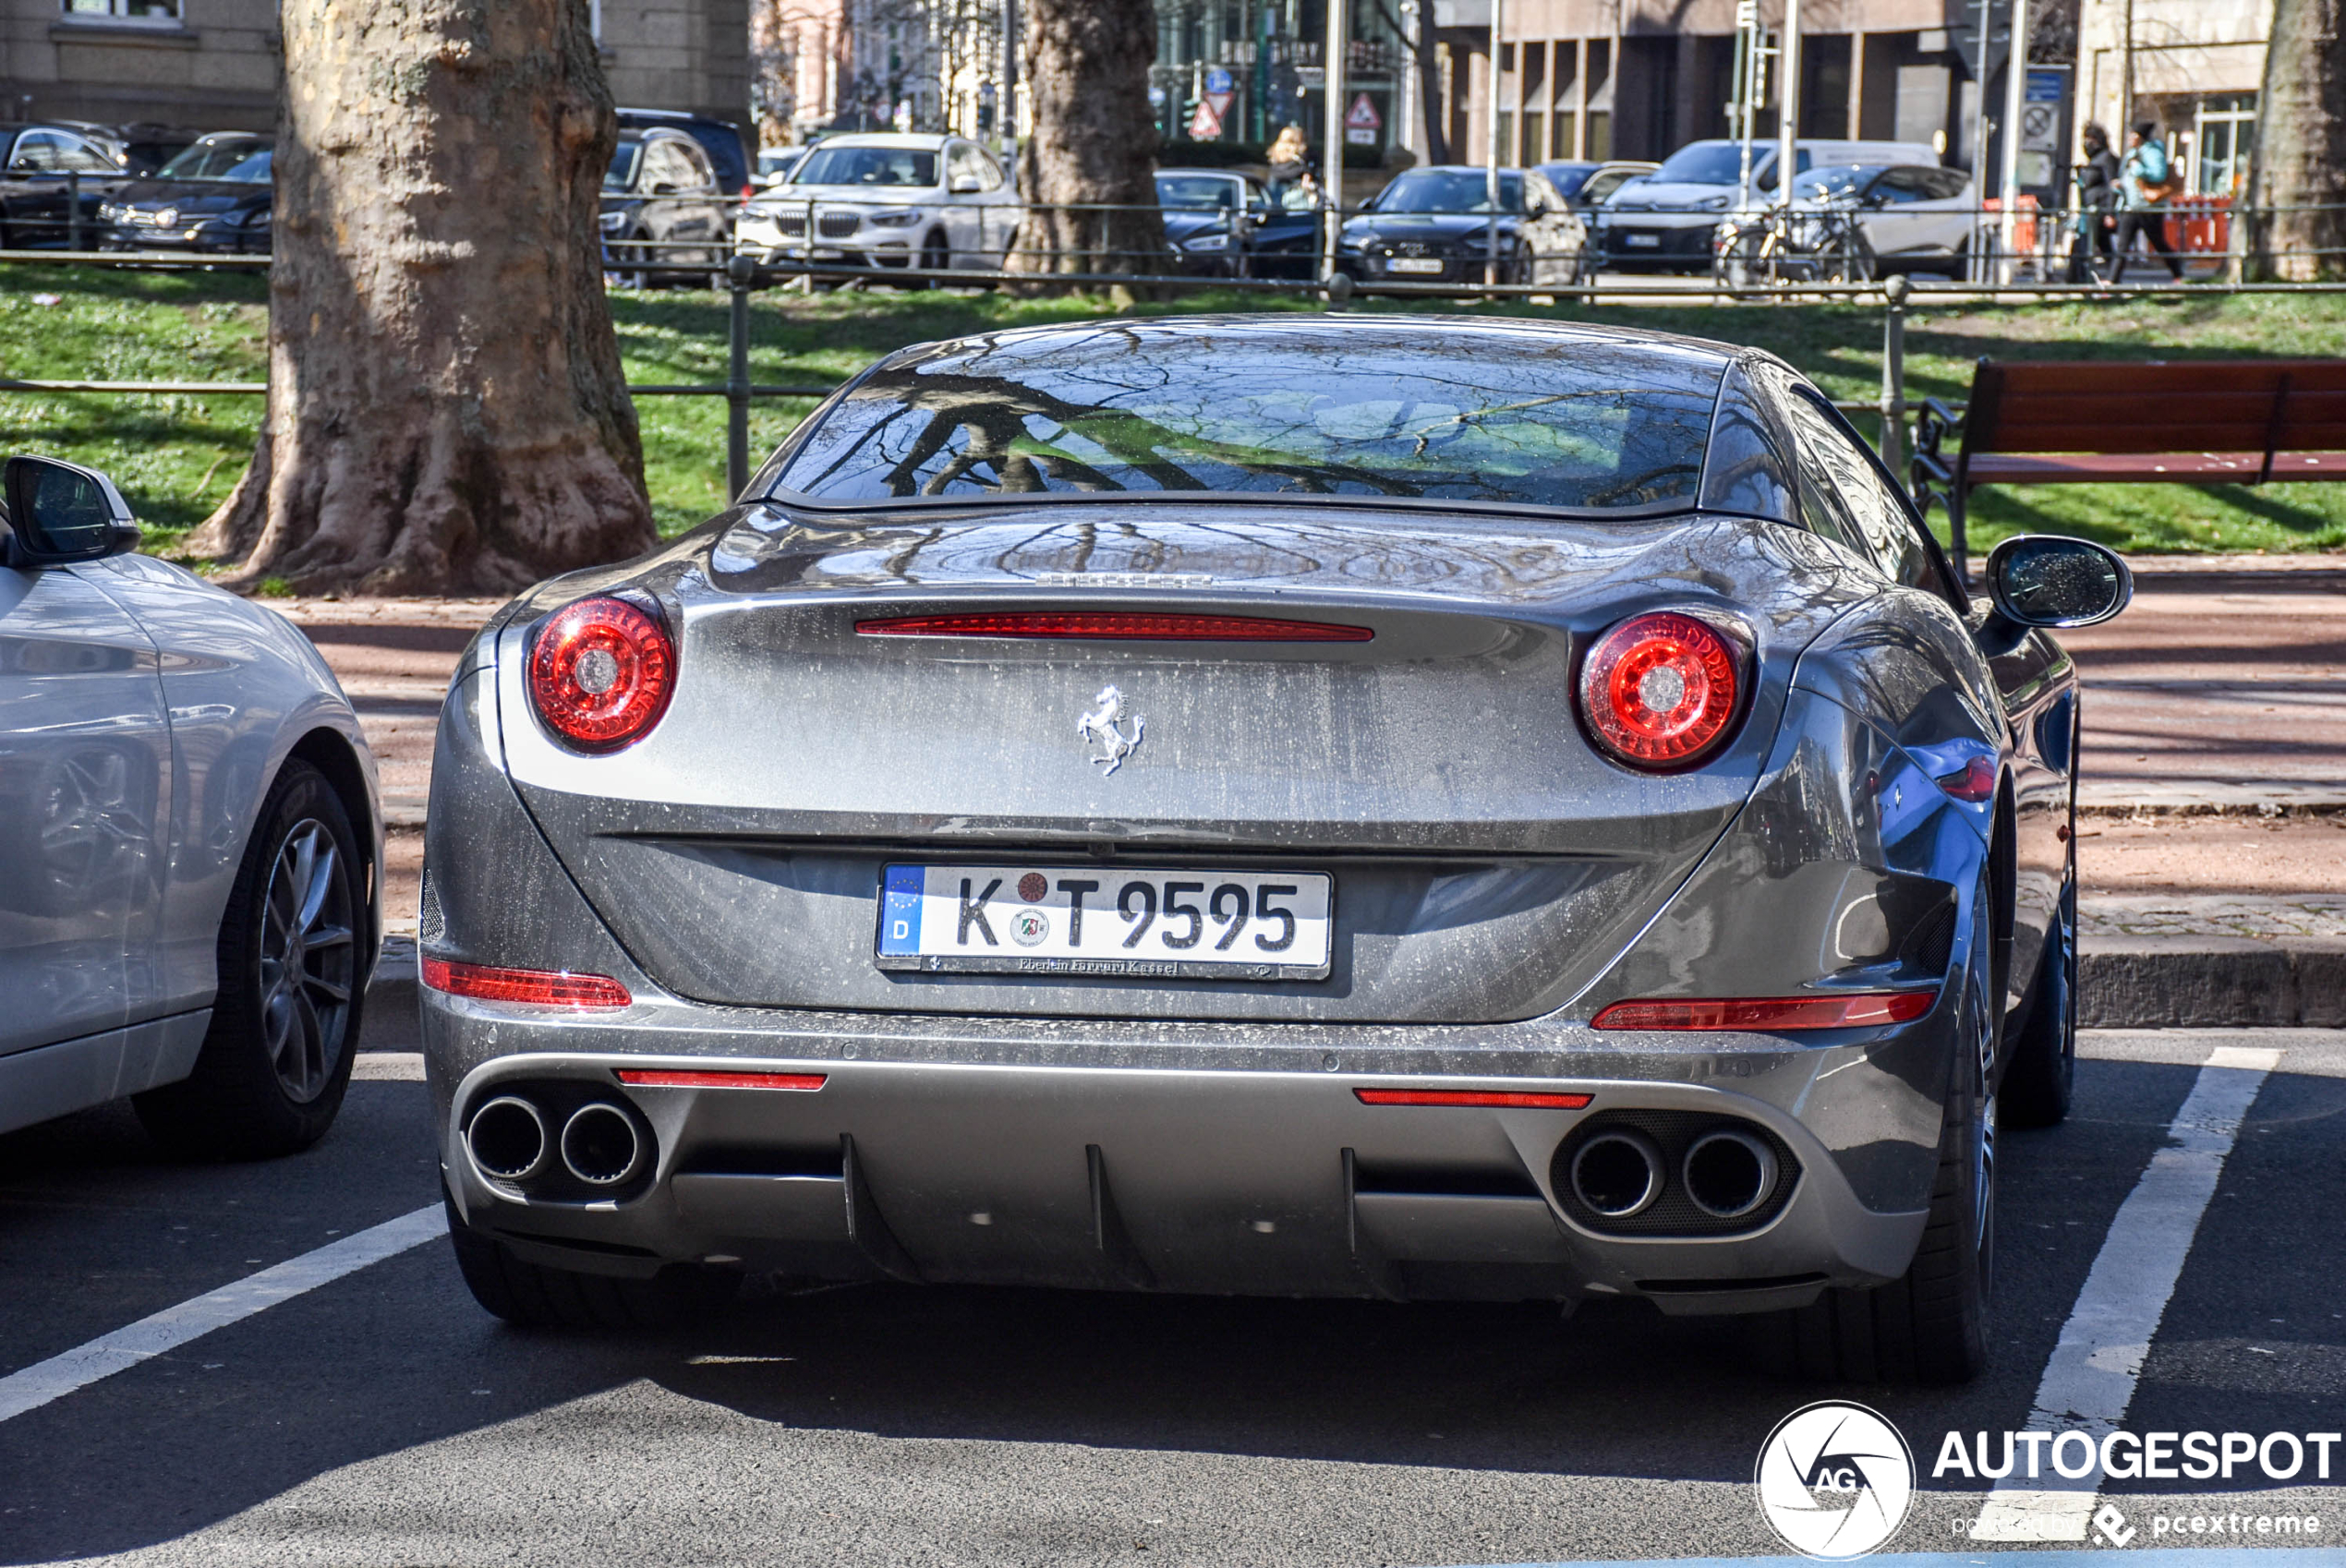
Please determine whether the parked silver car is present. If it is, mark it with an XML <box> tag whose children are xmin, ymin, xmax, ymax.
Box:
<box><xmin>423</xmin><ymin>317</ymin><xmax>2130</xmax><ymax>1381</ymax></box>
<box><xmin>0</xmin><ymin>456</ymin><xmax>381</xmax><ymax>1154</ymax></box>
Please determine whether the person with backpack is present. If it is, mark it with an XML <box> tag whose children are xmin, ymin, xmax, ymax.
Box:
<box><xmin>2067</xmin><ymin>122</ymin><xmax>2121</xmax><ymax>283</ymax></box>
<box><xmin>2112</xmin><ymin>118</ymin><xmax>2187</xmax><ymax>283</ymax></box>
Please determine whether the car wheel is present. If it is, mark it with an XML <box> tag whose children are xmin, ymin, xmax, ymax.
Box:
<box><xmin>2001</xmin><ymin>877</ymin><xmax>2077</xmax><ymax>1128</ymax></box>
<box><xmin>609</xmin><ymin>236</ymin><xmax>651</xmax><ymax>290</ymax></box>
<box><xmin>1755</xmin><ymin>881</ymin><xmax>1997</xmax><ymax>1384</ymax></box>
<box><xmin>134</xmin><ymin>760</ymin><xmax>367</xmax><ymax>1159</ymax></box>
<box><xmin>919</xmin><ymin>229</ymin><xmax>950</xmax><ymax>288</ymax></box>
<box><xmin>445</xmin><ymin>1191</ymin><xmax>739</xmax><ymax>1330</ymax></box>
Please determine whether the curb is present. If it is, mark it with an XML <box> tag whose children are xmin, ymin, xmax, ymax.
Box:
<box><xmin>2082</xmin><ymin>935</ymin><xmax>2346</xmax><ymax>1028</ymax></box>
<box><xmin>369</xmin><ymin>935</ymin><xmax>418</xmax><ymax>1019</ymax></box>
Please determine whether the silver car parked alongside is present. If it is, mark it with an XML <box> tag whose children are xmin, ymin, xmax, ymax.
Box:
<box><xmin>0</xmin><ymin>456</ymin><xmax>381</xmax><ymax>1154</ymax></box>
<box><xmin>422</xmin><ymin>318</ymin><xmax>2126</xmax><ymax>1381</ymax></box>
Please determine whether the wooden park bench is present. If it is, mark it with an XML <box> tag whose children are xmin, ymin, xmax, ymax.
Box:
<box><xmin>1910</xmin><ymin>358</ymin><xmax>2346</xmax><ymax>571</ymax></box>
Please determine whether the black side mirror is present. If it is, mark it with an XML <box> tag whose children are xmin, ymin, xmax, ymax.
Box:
<box><xmin>1985</xmin><ymin>535</ymin><xmax>2131</xmax><ymax>629</ymax></box>
<box><xmin>3</xmin><ymin>455</ymin><xmax>139</xmax><ymax>568</ymax></box>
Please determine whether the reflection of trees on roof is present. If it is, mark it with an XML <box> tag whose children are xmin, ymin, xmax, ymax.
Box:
<box><xmin>773</xmin><ymin>324</ymin><xmax>1721</xmax><ymax>512</ymax></box>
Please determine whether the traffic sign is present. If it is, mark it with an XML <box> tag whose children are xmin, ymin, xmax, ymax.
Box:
<box><xmin>1188</xmin><ymin>96</ymin><xmax>1224</xmax><ymax>139</ymax></box>
<box><xmin>1345</xmin><ymin>92</ymin><xmax>1381</xmax><ymax>131</ymax></box>
<box><xmin>1204</xmin><ymin>66</ymin><xmax>1234</xmax><ymax>97</ymax></box>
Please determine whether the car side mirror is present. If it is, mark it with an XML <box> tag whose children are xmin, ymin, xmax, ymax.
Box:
<box><xmin>649</xmin><ymin>181</ymin><xmax>677</xmax><ymax>196</ymax></box>
<box><xmin>3</xmin><ymin>455</ymin><xmax>139</xmax><ymax>568</ymax></box>
<box><xmin>1528</xmin><ymin>199</ymin><xmax>1551</xmax><ymax>218</ymax></box>
<box><xmin>950</xmin><ymin>175</ymin><xmax>982</xmax><ymax>194</ymax></box>
<box><xmin>1985</xmin><ymin>536</ymin><xmax>2131</xmax><ymax>629</ymax></box>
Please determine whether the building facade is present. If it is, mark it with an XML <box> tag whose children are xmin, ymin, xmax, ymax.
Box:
<box><xmin>2</xmin><ymin>0</ymin><xmax>750</xmax><ymax>136</ymax></box>
<box><xmin>2075</xmin><ymin>0</ymin><xmax>2267</xmax><ymax>197</ymax></box>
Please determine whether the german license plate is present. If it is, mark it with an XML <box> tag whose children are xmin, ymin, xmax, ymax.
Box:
<box><xmin>1387</xmin><ymin>257</ymin><xmax>1445</xmax><ymax>274</ymax></box>
<box><xmin>876</xmin><ymin>864</ymin><xmax>1333</xmax><ymax>980</ymax></box>
<box><xmin>1622</xmin><ymin>233</ymin><xmax>1663</xmax><ymax>248</ymax></box>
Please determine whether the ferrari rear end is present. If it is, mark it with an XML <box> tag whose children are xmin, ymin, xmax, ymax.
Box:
<box><xmin>420</xmin><ymin>317</ymin><xmax>2000</xmax><ymax>1374</ymax></box>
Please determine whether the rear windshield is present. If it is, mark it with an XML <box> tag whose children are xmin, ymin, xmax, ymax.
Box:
<box><xmin>765</xmin><ymin>326</ymin><xmax>1723</xmax><ymax>513</ymax></box>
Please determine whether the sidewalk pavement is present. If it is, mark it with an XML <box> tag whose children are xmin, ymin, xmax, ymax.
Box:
<box><xmin>277</xmin><ymin>554</ymin><xmax>2346</xmax><ymax>1028</ymax></box>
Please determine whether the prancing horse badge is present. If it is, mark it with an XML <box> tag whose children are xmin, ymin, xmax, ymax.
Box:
<box><xmin>1077</xmin><ymin>684</ymin><xmax>1145</xmax><ymax>774</ymax></box>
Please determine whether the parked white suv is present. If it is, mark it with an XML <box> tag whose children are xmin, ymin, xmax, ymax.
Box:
<box><xmin>735</xmin><ymin>133</ymin><xmax>1022</xmax><ymax>276</ymax></box>
<box><xmin>1594</xmin><ymin>138</ymin><xmax>1939</xmax><ymax>271</ymax></box>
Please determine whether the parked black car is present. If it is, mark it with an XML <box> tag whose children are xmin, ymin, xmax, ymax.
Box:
<box><xmin>114</xmin><ymin>122</ymin><xmax>203</xmax><ymax>178</ymax></box>
<box><xmin>1338</xmin><ymin>165</ymin><xmax>1588</xmax><ymax>286</ymax></box>
<box><xmin>97</xmin><ymin>134</ymin><xmax>272</xmax><ymax>254</ymax></box>
<box><xmin>0</xmin><ymin>123</ymin><xmax>127</xmax><ymax>247</ymax></box>
<box><xmin>601</xmin><ymin>128</ymin><xmax>734</xmax><ymax>285</ymax></box>
<box><xmin>1155</xmin><ymin>168</ymin><xmax>1320</xmax><ymax>279</ymax></box>
<box><xmin>617</xmin><ymin>107</ymin><xmax>753</xmax><ymax>200</ymax></box>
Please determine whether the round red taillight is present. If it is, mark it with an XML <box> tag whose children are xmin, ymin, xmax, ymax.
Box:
<box><xmin>1578</xmin><ymin>610</ymin><xmax>1743</xmax><ymax>769</ymax></box>
<box><xmin>527</xmin><ymin>596</ymin><xmax>675</xmax><ymax>752</ymax></box>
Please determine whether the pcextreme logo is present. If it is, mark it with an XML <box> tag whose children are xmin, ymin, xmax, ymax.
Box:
<box><xmin>1755</xmin><ymin>1401</ymin><xmax>1917</xmax><ymax>1560</ymax></box>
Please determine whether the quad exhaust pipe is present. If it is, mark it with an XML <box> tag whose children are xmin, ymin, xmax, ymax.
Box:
<box><xmin>1568</xmin><ymin>1128</ymin><xmax>1663</xmax><ymax>1218</ymax></box>
<box><xmin>560</xmin><ymin>1102</ymin><xmax>647</xmax><ymax>1187</ymax></box>
<box><xmin>466</xmin><ymin>1096</ymin><xmax>549</xmax><ymax>1181</ymax></box>
<box><xmin>1682</xmin><ymin>1128</ymin><xmax>1777</xmax><ymax>1219</ymax></box>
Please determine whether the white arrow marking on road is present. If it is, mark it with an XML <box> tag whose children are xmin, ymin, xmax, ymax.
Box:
<box><xmin>0</xmin><ymin>1203</ymin><xmax>443</xmax><ymax>1424</ymax></box>
<box><xmin>1967</xmin><ymin>1043</ymin><xmax>2279</xmax><ymax>1542</ymax></box>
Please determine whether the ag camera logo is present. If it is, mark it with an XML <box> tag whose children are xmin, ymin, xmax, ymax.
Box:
<box><xmin>1755</xmin><ymin>1401</ymin><xmax>1917</xmax><ymax>1559</ymax></box>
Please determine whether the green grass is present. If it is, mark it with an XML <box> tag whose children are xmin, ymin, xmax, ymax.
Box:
<box><xmin>5</xmin><ymin>261</ymin><xmax>2344</xmax><ymax>560</ymax></box>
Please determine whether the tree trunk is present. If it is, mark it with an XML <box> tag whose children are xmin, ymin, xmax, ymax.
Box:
<box><xmin>1005</xmin><ymin>0</ymin><xmax>1169</xmax><ymax>280</ymax></box>
<box><xmin>188</xmin><ymin>0</ymin><xmax>655</xmax><ymax>595</ymax></box>
<box><xmin>2248</xmin><ymin>0</ymin><xmax>2346</xmax><ymax>281</ymax></box>
<box><xmin>1409</xmin><ymin>1</ymin><xmax>1447</xmax><ymax>163</ymax></box>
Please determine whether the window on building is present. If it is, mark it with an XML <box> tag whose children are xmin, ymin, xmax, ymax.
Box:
<box><xmin>2191</xmin><ymin>94</ymin><xmax>2255</xmax><ymax>198</ymax></box>
<box><xmin>60</xmin><ymin>0</ymin><xmax>180</xmax><ymax>18</ymax></box>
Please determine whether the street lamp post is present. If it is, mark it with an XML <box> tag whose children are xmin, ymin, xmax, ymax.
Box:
<box><xmin>1775</xmin><ymin>0</ymin><xmax>1801</xmax><ymax>219</ymax></box>
<box><xmin>1321</xmin><ymin>0</ymin><xmax>1349</xmax><ymax>283</ymax></box>
<box><xmin>1485</xmin><ymin>0</ymin><xmax>1503</xmax><ymax>285</ymax></box>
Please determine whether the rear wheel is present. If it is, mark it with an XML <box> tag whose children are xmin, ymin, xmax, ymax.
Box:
<box><xmin>445</xmin><ymin>1191</ymin><xmax>738</xmax><ymax>1330</ymax></box>
<box><xmin>135</xmin><ymin>760</ymin><xmax>366</xmax><ymax>1159</ymax></box>
<box><xmin>1754</xmin><ymin>885</ymin><xmax>1997</xmax><ymax>1383</ymax></box>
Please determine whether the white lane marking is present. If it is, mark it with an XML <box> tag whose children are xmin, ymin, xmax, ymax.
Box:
<box><xmin>1969</xmin><ymin>1044</ymin><xmax>2279</xmax><ymax>1542</ymax></box>
<box><xmin>354</xmin><ymin>1051</ymin><xmax>426</xmax><ymax>1080</ymax></box>
<box><xmin>0</xmin><ymin>1204</ymin><xmax>443</xmax><ymax>1424</ymax></box>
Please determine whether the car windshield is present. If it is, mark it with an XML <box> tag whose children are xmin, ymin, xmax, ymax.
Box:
<box><xmin>1374</xmin><ymin>170</ymin><xmax>1523</xmax><ymax>213</ymax></box>
<box><xmin>157</xmin><ymin>139</ymin><xmax>265</xmax><ymax>180</ymax></box>
<box><xmin>1795</xmin><ymin>164</ymin><xmax>1882</xmax><ymax>199</ymax></box>
<box><xmin>1156</xmin><ymin>175</ymin><xmax>1240</xmax><ymax>210</ymax></box>
<box><xmin>1652</xmin><ymin>143</ymin><xmax>1756</xmax><ymax>185</ymax></box>
<box><xmin>606</xmin><ymin>142</ymin><xmax>641</xmax><ymax>190</ymax></box>
<box><xmin>791</xmin><ymin>145</ymin><xmax>938</xmax><ymax>187</ymax></box>
<box><xmin>219</xmin><ymin>150</ymin><xmax>272</xmax><ymax>184</ymax></box>
<box><xmin>767</xmin><ymin>325</ymin><xmax>1721</xmax><ymax>513</ymax></box>
<box><xmin>1540</xmin><ymin>164</ymin><xmax>1597</xmax><ymax>198</ymax></box>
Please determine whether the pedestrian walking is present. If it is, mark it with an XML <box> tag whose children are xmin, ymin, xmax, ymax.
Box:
<box><xmin>2111</xmin><ymin>119</ymin><xmax>2186</xmax><ymax>283</ymax></box>
<box><xmin>2067</xmin><ymin>122</ymin><xmax>2120</xmax><ymax>283</ymax></box>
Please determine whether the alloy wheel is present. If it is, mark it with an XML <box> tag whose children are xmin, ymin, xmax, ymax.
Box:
<box><xmin>258</xmin><ymin>818</ymin><xmax>356</xmax><ymax>1103</ymax></box>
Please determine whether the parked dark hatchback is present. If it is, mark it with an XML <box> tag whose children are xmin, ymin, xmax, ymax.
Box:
<box><xmin>1339</xmin><ymin>166</ymin><xmax>1586</xmax><ymax>285</ymax></box>
<box><xmin>98</xmin><ymin>134</ymin><xmax>272</xmax><ymax>254</ymax></box>
<box><xmin>0</xmin><ymin>123</ymin><xmax>126</xmax><ymax>247</ymax></box>
<box><xmin>601</xmin><ymin>128</ymin><xmax>733</xmax><ymax>285</ymax></box>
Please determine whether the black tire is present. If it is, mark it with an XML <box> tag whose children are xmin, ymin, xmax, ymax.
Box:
<box><xmin>446</xmin><ymin>1191</ymin><xmax>738</xmax><ymax>1330</ymax></box>
<box><xmin>2001</xmin><ymin>881</ymin><xmax>2077</xmax><ymax>1128</ymax></box>
<box><xmin>1754</xmin><ymin>888</ymin><xmax>1998</xmax><ymax>1384</ymax></box>
<box><xmin>135</xmin><ymin>760</ymin><xmax>367</xmax><ymax>1159</ymax></box>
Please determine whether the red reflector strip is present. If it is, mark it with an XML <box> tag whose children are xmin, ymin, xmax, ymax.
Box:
<box><xmin>855</xmin><ymin>611</ymin><xmax>1373</xmax><ymax>642</ymax></box>
<box><xmin>1590</xmin><ymin>990</ymin><xmax>1939</xmax><ymax>1031</ymax></box>
<box><xmin>420</xmin><ymin>956</ymin><xmax>632</xmax><ymax>1009</ymax></box>
<box><xmin>1353</xmin><ymin>1088</ymin><xmax>1593</xmax><ymax>1109</ymax></box>
<box><xmin>614</xmin><ymin>1069</ymin><xmax>828</xmax><ymax>1092</ymax></box>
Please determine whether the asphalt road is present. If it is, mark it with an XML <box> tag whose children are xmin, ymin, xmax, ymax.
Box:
<box><xmin>0</xmin><ymin>1013</ymin><xmax>2339</xmax><ymax>1568</ymax></box>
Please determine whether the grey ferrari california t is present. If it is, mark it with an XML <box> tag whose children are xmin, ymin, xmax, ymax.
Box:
<box><xmin>420</xmin><ymin>315</ymin><xmax>2127</xmax><ymax>1382</ymax></box>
